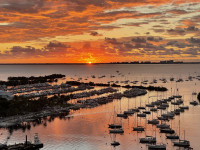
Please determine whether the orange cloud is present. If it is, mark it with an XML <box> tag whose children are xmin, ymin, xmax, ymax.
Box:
<box><xmin>0</xmin><ymin>0</ymin><xmax>200</xmax><ymax>62</ymax></box>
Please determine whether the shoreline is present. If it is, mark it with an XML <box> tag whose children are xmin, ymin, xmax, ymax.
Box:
<box><xmin>0</xmin><ymin>88</ymin><xmax>147</xmax><ymax>131</ymax></box>
<box><xmin>0</xmin><ymin>62</ymin><xmax>200</xmax><ymax>65</ymax></box>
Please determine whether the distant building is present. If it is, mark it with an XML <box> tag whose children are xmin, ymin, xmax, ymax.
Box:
<box><xmin>160</xmin><ymin>60</ymin><xmax>183</xmax><ymax>64</ymax></box>
<box><xmin>160</xmin><ymin>60</ymin><xmax>174</xmax><ymax>64</ymax></box>
<box><xmin>141</xmin><ymin>61</ymin><xmax>151</xmax><ymax>64</ymax></box>
<box><xmin>130</xmin><ymin>61</ymin><xmax>139</xmax><ymax>64</ymax></box>
<box><xmin>0</xmin><ymin>90</ymin><xmax>14</xmax><ymax>100</ymax></box>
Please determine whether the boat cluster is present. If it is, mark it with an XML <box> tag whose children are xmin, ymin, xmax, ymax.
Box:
<box><xmin>98</xmin><ymin>73</ymin><xmax>200</xmax><ymax>86</ymax></box>
<box><xmin>72</xmin><ymin>87</ymin><xmax>118</xmax><ymax>99</ymax></box>
<box><xmin>123</xmin><ymin>88</ymin><xmax>147</xmax><ymax>98</ymax></box>
<box><xmin>9</xmin><ymin>84</ymin><xmax>94</xmax><ymax>98</ymax></box>
<box><xmin>7</xmin><ymin>83</ymin><xmax>71</xmax><ymax>94</ymax></box>
<box><xmin>108</xmin><ymin>94</ymin><xmax>198</xmax><ymax>149</ymax></box>
<box><xmin>76</xmin><ymin>88</ymin><xmax>147</xmax><ymax>108</ymax></box>
<box><xmin>77</xmin><ymin>93</ymin><xmax>122</xmax><ymax>108</ymax></box>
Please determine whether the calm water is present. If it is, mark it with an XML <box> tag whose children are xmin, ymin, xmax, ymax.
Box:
<box><xmin>0</xmin><ymin>64</ymin><xmax>200</xmax><ymax>150</ymax></box>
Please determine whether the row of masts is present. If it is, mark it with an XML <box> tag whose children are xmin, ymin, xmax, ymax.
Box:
<box><xmin>108</xmin><ymin>88</ymin><xmax>198</xmax><ymax>149</ymax></box>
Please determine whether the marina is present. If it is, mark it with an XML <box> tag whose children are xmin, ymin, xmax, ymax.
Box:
<box><xmin>0</xmin><ymin>64</ymin><xmax>200</xmax><ymax>150</ymax></box>
<box><xmin>1</xmin><ymin>0</ymin><xmax>200</xmax><ymax>149</ymax></box>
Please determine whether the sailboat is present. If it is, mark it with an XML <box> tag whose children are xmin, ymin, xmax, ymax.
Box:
<box><xmin>148</xmin><ymin>124</ymin><xmax>166</xmax><ymax>149</ymax></box>
<box><xmin>174</xmin><ymin>139</ymin><xmax>190</xmax><ymax>147</ymax></box>
<box><xmin>148</xmin><ymin>119</ymin><xmax>159</xmax><ymax>125</ymax></box>
<box><xmin>166</xmin><ymin>120</ymin><xmax>179</xmax><ymax>139</ymax></box>
<box><xmin>192</xmin><ymin>82</ymin><xmax>197</xmax><ymax>95</ymax></box>
<box><xmin>137</xmin><ymin>97</ymin><xmax>146</xmax><ymax>117</ymax></box>
<box><xmin>124</xmin><ymin>98</ymin><xmax>134</xmax><ymax>115</ymax></box>
<box><xmin>146</xmin><ymin>96</ymin><xmax>154</xmax><ymax>107</ymax></box>
<box><xmin>148</xmin><ymin>144</ymin><xmax>166</xmax><ymax>150</ymax></box>
<box><xmin>160</xmin><ymin>120</ymin><xmax>175</xmax><ymax>134</ymax></box>
<box><xmin>148</xmin><ymin>109</ymin><xmax>159</xmax><ymax>125</ymax></box>
<box><xmin>179</xmin><ymin>105</ymin><xmax>189</xmax><ymax>110</ymax></box>
<box><xmin>140</xmin><ymin>136</ymin><xmax>156</xmax><ymax>144</ymax></box>
<box><xmin>156</xmin><ymin>123</ymin><xmax>170</xmax><ymax>129</ymax></box>
<box><xmin>166</xmin><ymin>134</ymin><xmax>179</xmax><ymax>139</ymax></box>
<box><xmin>190</xmin><ymin>91</ymin><xmax>198</xmax><ymax>106</ymax></box>
<box><xmin>132</xmin><ymin>97</ymin><xmax>140</xmax><ymax>112</ymax></box>
<box><xmin>133</xmin><ymin>111</ymin><xmax>145</xmax><ymax>131</ymax></box>
<box><xmin>173</xmin><ymin>119</ymin><xmax>190</xmax><ymax>147</ymax></box>
<box><xmin>109</xmin><ymin>106</ymin><xmax>124</xmax><ymax>133</ymax></box>
<box><xmin>109</xmin><ymin>128</ymin><xmax>124</xmax><ymax>134</ymax></box>
<box><xmin>143</xmin><ymin>95</ymin><xmax>151</xmax><ymax>114</ymax></box>
<box><xmin>150</xmin><ymin>107</ymin><xmax>158</xmax><ymax>112</ymax></box>
<box><xmin>190</xmin><ymin>100</ymin><xmax>198</xmax><ymax>106</ymax></box>
<box><xmin>110</xmin><ymin>134</ymin><xmax>120</xmax><ymax>146</ymax></box>
<box><xmin>117</xmin><ymin>96</ymin><xmax>128</xmax><ymax>118</ymax></box>
<box><xmin>108</xmin><ymin>107</ymin><xmax>122</xmax><ymax>129</ymax></box>
<box><xmin>138</xmin><ymin>95</ymin><xmax>145</xmax><ymax>109</ymax></box>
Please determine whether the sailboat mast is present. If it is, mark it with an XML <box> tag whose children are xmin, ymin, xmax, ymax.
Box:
<box><xmin>137</xmin><ymin>111</ymin><xmax>138</xmax><ymax>126</ymax></box>
<box><xmin>113</xmin><ymin>106</ymin><xmax>115</xmax><ymax>124</ymax></box>
<box><xmin>179</xmin><ymin>118</ymin><xmax>181</xmax><ymax>141</ymax></box>
<box><xmin>184</xmin><ymin>130</ymin><xmax>185</xmax><ymax>141</ymax></box>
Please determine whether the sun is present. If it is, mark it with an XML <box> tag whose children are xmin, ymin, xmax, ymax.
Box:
<box><xmin>88</xmin><ymin>62</ymin><xmax>92</xmax><ymax>64</ymax></box>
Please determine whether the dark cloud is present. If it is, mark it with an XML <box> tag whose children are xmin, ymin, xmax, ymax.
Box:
<box><xmin>167</xmin><ymin>28</ymin><xmax>185</xmax><ymax>35</ymax></box>
<box><xmin>166</xmin><ymin>9</ymin><xmax>188</xmax><ymax>15</ymax></box>
<box><xmin>123</xmin><ymin>22</ymin><xmax>149</xmax><ymax>27</ymax></box>
<box><xmin>152</xmin><ymin>25</ymin><xmax>163</xmax><ymax>28</ymax></box>
<box><xmin>184</xmin><ymin>48</ymin><xmax>199</xmax><ymax>56</ymax></box>
<box><xmin>0</xmin><ymin>46</ymin><xmax>44</xmax><ymax>59</ymax></box>
<box><xmin>185</xmin><ymin>26</ymin><xmax>199</xmax><ymax>32</ymax></box>
<box><xmin>0</xmin><ymin>0</ymin><xmax>44</xmax><ymax>13</ymax></box>
<box><xmin>90</xmin><ymin>31</ymin><xmax>101</xmax><ymax>36</ymax></box>
<box><xmin>132</xmin><ymin>37</ymin><xmax>146</xmax><ymax>43</ymax></box>
<box><xmin>152</xmin><ymin>28</ymin><xmax>165</xmax><ymax>33</ymax></box>
<box><xmin>166</xmin><ymin>40</ymin><xmax>191</xmax><ymax>48</ymax></box>
<box><xmin>46</xmin><ymin>42</ymin><xmax>68</xmax><ymax>48</ymax></box>
<box><xmin>147</xmin><ymin>36</ymin><xmax>163</xmax><ymax>42</ymax></box>
<box><xmin>42</xmin><ymin>11</ymin><xmax>69</xmax><ymax>19</ymax></box>
<box><xmin>0</xmin><ymin>42</ymin><xmax>70</xmax><ymax>59</ymax></box>
<box><xmin>167</xmin><ymin>41</ymin><xmax>178</xmax><ymax>45</ymax></box>
<box><xmin>187</xmin><ymin>37</ymin><xmax>200</xmax><ymax>44</ymax></box>
<box><xmin>105</xmin><ymin>37</ymin><xmax>122</xmax><ymax>45</ymax></box>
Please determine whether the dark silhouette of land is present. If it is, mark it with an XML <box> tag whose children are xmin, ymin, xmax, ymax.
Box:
<box><xmin>0</xmin><ymin>60</ymin><xmax>200</xmax><ymax>65</ymax></box>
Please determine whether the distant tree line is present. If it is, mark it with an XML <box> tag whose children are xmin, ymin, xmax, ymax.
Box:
<box><xmin>0</xmin><ymin>74</ymin><xmax>65</xmax><ymax>86</ymax></box>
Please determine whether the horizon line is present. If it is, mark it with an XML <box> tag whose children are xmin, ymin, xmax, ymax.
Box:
<box><xmin>0</xmin><ymin>62</ymin><xmax>200</xmax><ymax>65</ymax></box>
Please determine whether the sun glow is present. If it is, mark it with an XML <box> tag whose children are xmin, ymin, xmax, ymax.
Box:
<box><xmin>88</xmin><ymin>62</ymin><xmax>92</xmax><ymax>64</ymax></box>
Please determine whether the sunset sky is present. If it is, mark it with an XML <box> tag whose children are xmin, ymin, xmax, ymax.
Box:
<box><xmin>0</xmin><ymin>0</ymin><xmax>200</xmax><ymax>63</ymax></box>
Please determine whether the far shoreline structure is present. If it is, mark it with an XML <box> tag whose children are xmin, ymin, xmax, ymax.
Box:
<box><xmin>0</xmin><ymin>60</ymin><xmax>200</xmax><ymax>65</ymax></box>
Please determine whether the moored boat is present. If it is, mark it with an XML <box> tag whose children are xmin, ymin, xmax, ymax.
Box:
<box><xmin>166</xmin><ymin>134</ymin><xmax>179</xmax><ymax>139</ymax></box>
<box><xmin>148</xmin><ymin>119</ymin><xmax>159</xmax><ymax>125</ymax></box>
<box><xmin>109</xmin><ymin>128</ymin><xmax>124</xmax><ymax>134</ymax></box>
<box><xmin>174</xmin><ymin>140</ymin><xmax>190</xmax><ymax>147</ymax></box>
<box><xmin>111</xmin><ymin>141</ymin><xmax>120</xmax><ymax>146</ymax></box>
<box><xmin>148</xmin><ymin>144</ymin><xmax>166</xmax><ymax>150</ymax></box>
<box><xmin>133</xmin><ymin>126</ymin><xmax>145</xmax><ymax>131</ymax></box>
<box><xmin>140</xmin><ymin>136</ymin><xmax>156</xmax><ymax>144</ymax></box>
<box><xmin>160</xmin><ymin>128</ymin><xmax>175</xmax><ymax>134</ymax></box>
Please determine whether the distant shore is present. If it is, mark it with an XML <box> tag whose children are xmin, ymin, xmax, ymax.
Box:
<box><xmin>0</xmin><ymin>62</ymin><xmax>200</xmax><ymax>65</ymax></box>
